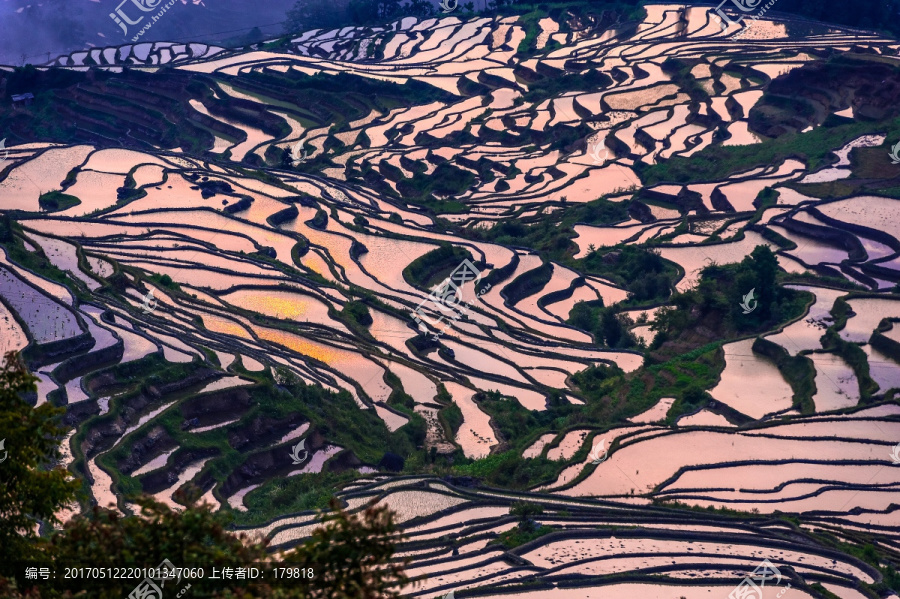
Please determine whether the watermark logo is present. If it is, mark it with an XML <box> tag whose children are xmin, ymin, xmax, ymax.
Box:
<box><xmin>0</xmin><ymin>439</ymin><xmax>7</xmax><ymax>464</ymax></box>
<box><xmin>289</xmin><ymin>438</ymin><xmax>308</xmax><ymax>465</ymax></box>
<box><xmin>712</xmin><ymin>0</ymin><xmax>758</xmax><ymax>30</ymax></box>
<box><xmin>729</xmin><ymin>558</ymin><xmax>790</xmax><ymax>599</ymax></box>
<box><xmin>411</xmin><ymin>259</ymin><xmax>491</xmax><ymax>340</ymax></box>
<box><xmin>589</xmin><ymin>438</ymin><xmax>608</xmax><ymax>465</ymax></box>
<box><xmin>111</xmin><ymin>0</ymin><xmax>177</xmax><ymax>42</ymax></box>
<box><xmin>739</xmin><ymin>288</ymin><xmax>757</xmax><ymax>314</ymax></box>
<box><xmin>141</xmin><ymin>289</ymin><xmax>158</xmax><ymax>315</ymax></box>
<box><xmin>889</xmin><ymin>141</ymin><xmax>900</xmax><ymax>165</ymax></box>
<box><xmin>439</xmin><ymin>0</ymin><xmax>458</xmax><ymax>13</ymax></box>
<box><xmin>127</xmin><ymin>559</ymin><xmax>191</xmax><ymax>599</ymax></box>
<box><xmin>712</xmin><ymin>0</ymin><xmax>778</xmax><ymax>37</ymax></box>
<box><xmin>0</xmin><ymin>138</ymin><xmax>8</xmax><ymax>167</ymax></box>
<box><xmin>110</xmin><ymin>0</ymin><xmax>162</xmax><ymax>36</ymax></box>
<box><xmin>890</xmin><ymin>442</ymin><xmax>900</xmax><ymax>465</ymax></box>
<box><xmin>588</xmin><ymin>139</ymin><xmax>609</xmax><ymax>165</ymax></box>
<box><xmin>291</xmin><ymin>141</ymin><xmax>308</xmax><ymax>166</ymax></box>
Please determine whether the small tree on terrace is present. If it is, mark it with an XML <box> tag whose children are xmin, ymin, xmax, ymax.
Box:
<box><xmin>734</xmin><ymin>244</ymin><xmax>780</xmax><ymax>322</ymax></box>
<box><xmin>510</xmin><ymin>501</ymin><xmax>544</xmax><ymax>532</ymax></box>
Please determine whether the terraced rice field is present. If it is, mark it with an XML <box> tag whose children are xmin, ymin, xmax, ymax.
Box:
<box><xmin>2</xmin><ymin>2</ymin><xmax>900</xmax><ymax>597</ymax></box>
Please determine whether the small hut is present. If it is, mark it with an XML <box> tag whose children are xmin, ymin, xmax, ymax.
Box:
<box><xmin>11</xmin><ymin>93</ymin><xmax>34</xmax><ymax>108</ymax></box>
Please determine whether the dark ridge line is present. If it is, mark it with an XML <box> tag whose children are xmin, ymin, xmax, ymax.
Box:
<box><xmin>655</xmin><ymin>457</ymin><xmax>900</xmax><ymax>496</ymax></box>
<box><xmin>661</xmin><ymin>481</ymin><xmax>900</xmax><ymax>505</ymax></box>
<box><xmin>530</xmin><ymin>552</ymin><xmax>855</xmax><ymax>586</ymax></box>
<box><xmin>416</xmin><ymin>558</ymin><xmax>825</xmax><ymax>598</ymax></box>
<box><xmin>24</xmin><ymin>216</ymin><xmax>266</xmax><ymax>253</ymax></box>
<box><xmin>256</xmin><ymin>475</ymin><xmax>891</xmax><ymax>559</ymax></box>
<box><xmin>500</xmin><ymin>527</ymin><xmax>878</xmax><ymax>580</ymax></box>
<box><xmin>804</xmin><ymin>505</ymin><xmax>900</xmax><ymax>533</ymax></box>
<box><xmin>97</xmin><ymin>246</ymin><xmax>285</xmax><ymax>273</ymax></box>
<box><xmin>53</xmin><ymin>332</ymin><xmax>125</xmax><ymax>389</ymax></box>
<box><xmin>110</xmin><ymin>256</ymin><xmax>288</xmax><ymax>282</ymax></box>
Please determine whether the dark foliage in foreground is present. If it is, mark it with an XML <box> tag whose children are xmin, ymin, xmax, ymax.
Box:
<box><xmin>0</xmin><ymin>354</ymin><xmax>409</xmax><ymax>598</ymax></box>
<box><xmin>0</xmin><ymin>352</ymin><xmax>79</xmax><ymax>567</ymax></box>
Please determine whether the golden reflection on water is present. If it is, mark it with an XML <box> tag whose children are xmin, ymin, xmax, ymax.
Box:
<box><xmin>301</xmin><ymin>252</ymin><xmax>328</xmax><ymax>277</ymax></box>
<box><xmin>200</xmin><ymin>312</ymin><xmax>253</xmax><ymax>340</ymax></box>
<box><xmin>226</xmin><ymin>290</ymin><xmax>310</xmax><ymax>320</ymax></box>
<box><xmin>256</xmin><ymin>326</ymin><xmax>338</xmax><ymax>365</ymax></box>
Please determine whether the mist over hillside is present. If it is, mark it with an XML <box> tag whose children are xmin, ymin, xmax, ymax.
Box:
<box><xmin>2</xmin><ymin>0</ymin><xmax>899</xmax><ymax>67</ymax></box>
<box><xmin>0</xmin><ymin>0</ymin><xmax>300</xmax><ymax>66</ymax></box>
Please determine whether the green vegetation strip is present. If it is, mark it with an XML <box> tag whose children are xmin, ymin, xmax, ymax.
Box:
<box><xmin>641</xmin><ymin>116</ymin><xmax>900</xmax><ymax>185</ymax></box>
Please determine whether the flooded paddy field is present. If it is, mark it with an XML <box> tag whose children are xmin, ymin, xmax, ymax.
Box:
<box><xmin>3</xmin><ymin>1</ymin><xmax>900</xmax><ymax>596</ymax></box>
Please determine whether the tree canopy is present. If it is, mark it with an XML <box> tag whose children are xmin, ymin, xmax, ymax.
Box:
<box><xmin>0</xmin><ymin>353</ymin><xmax>408</xmax><ymax>598</ymax></box>
<box><xmin>0</xmin><ymin>351</ymin><xmax>79</xmax><ymax>567</ymax></box>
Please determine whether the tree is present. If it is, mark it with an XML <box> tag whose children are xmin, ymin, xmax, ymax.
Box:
<box><xmin>747</xmin><ymin>245</ymin><xmax>778</xmax><ymax>301</ymax></box>
<box><xmin>341</xmin><ymin>300</ymin><xmax>373</xmax><ymax>326</ymax></box>
<box><xmin>509</xmin><ymin>501</ymin><xmax>543</xmax><ymax>531</ymax></box>
<box><xmin>600</xmin><ymin>308</ymin><xmax>623</xmax><ymax>347</ymax></box>
<box><xmin>43</xmin><ymin>495</ymin><xmax>408</xmax><ymax>598</ymax></box>
<box><xmin>283</xmin><ymin>498</ymin><xmax>410</xmax><ymax>599</ymax></box>
<box><xmin>0</xmin><ymin>352</ymin><xmax>78</xmax><ymax>569</ymax></box>
<box><xmin>244</xmin><ymin>27</ymin><xmax>265</xmax><ymax>46</ymax></box>
<box><xmin>735</xmin><ymin>245</ymin><xmax>779</xmax><ymax>321</ymax></box>
<box><xmin>49</xmin><ymin>496</ymin><xmax>269</xmax><ymax>597</ymax></box>
<box><xmin>0</xmin><ymin>355</ymin><xmax>407</xmax><ymax>597</ymax></box>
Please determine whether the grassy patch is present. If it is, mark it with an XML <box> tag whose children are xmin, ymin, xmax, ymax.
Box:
<box><xmin>641</xmin><ymin>116</ymin><xmax>900</xmax><ymax>185</ymax></box>
<box><xmin>38</xmin><ymin>191</ymin><xmax>81</xmax><ymax>212</ymax></box>
<box><xmin>147</xmin><ymin>273</ymin><xmax>180</xmax><ymax>291</ymax></box>
<box><xmin>339</xmin><ymin>300</ymin><xmax>373</xmax><ymax>327</ymax></box>
<box><xmin>580</xmin><ymin>245</ymin><xmax>677</xmax><ymax>304</ymax></box>
<box><xmin>403</xmin><ymin>245</ymin><xmax>477</xmax><ymax>289</ymax></box>
<box><xmin>649</xmin><ymin>247</ymin><xmax>809</xmax><ymax>362</ymax></box>
<box><xmin>820</xmin><ymin>301</ymin><xmax>881</xmax><ymax>401</ymax></box>
<box><xmin>451</xmin><ymin>450</ymin><xmax>562</xmax><ymax>489</ymax></box>
<box><xmin>495</xmin><ymin>524</ymin><xmax>554</xmax><ymax>549</ymax></box>
<box><xmin>514</xmin><ymin>8</ymin><xmax>549</xmax><ymax>53</ymax></box>
<box><xmin>396</xmin><ymin>163</ymin><xmax>476</xmax><ymax>207</ymax></box>
<box><xmin>235</xmin><ymin>471</ymin><xmax>355</xmax><ymax>525</ymax></box>
<box><xmin>480</xmin><ymin>390</ymin><xmax>573</xmax><ymax>445</ymax></box>
<box><xmin>439</xmin><ymin>402</ymin><xmax>463</xmax><ymax>438</ymax></box>
<box><xmin>272</xmin><ymin>369</ymin><xmax>419</xmax><ymax>465</ymax></box>
<box><xmin>461</xmin><ymin>197</ymin><xmax>630</xmax><ymax>261</ymax></box>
